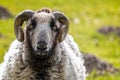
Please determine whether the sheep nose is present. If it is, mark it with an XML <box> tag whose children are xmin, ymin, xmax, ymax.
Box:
<box><xmin>36</xmin><ymin>41</ymin><xmax>47</xmax><ymax>51</ymax></box>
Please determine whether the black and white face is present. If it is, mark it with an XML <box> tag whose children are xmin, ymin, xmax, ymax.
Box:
<box><xmin>14</xmin><ymin>8</ymin><xmax>69</xmax><ymax>61</ymax></box>
<box><xmin>26</xmin><ymin>12</ymin><xmax>59</xmax><ymax>59</ymax></box>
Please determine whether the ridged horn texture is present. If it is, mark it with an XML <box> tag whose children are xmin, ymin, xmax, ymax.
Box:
<box><xmin>14</xmin><ymin>10</ymin><xmax>34</xmax><ymax>42</ymax></box>
<box><xmin>53</xmin><ymin>12</ymin><xmax>69</xmax><ymax>42</ymax></box>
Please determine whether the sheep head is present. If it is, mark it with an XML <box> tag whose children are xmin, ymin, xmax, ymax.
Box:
<box><xmin>14</xmin><ymin>8</ymin><xmax>69</xmax><ymax>60</ymax></box>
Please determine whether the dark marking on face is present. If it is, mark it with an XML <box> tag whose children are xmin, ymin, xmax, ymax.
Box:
<box><xmin>27</xmin><ymin>18</ymin><xmax>37</xmax><ymax>31</ymax></box>
<box><xmin>50</xmin><ymin>18</ymin><xmax>58</xmax><ymax>32</ymax></box>
<box><xmin>31</xmin><ymin>18</ymin><xmax>37</xmax><ymax>27</ymax></box>
<box><xmin>50</xmin><ymin>18</ymin><xmax>55</xmax><ymax>27</ymax></box>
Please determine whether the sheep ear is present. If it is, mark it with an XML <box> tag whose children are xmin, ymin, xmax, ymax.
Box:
<box><xmin>53</xmin><ymin>12</ymin><xmax>69</xmax><ymax>42</ymax></box>
<box><xmin>14</xmin><ymin>10</ymin><xmax>34</xmax><ymax>42</ymax></box>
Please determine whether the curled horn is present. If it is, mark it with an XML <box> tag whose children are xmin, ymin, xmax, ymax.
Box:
<box><xmin>14</xmin><ymin>10</ymin><xmax>34</xmax><ymax>42</ymax></box>
<box><xmin>53</xmin><ymin>11</ymin><xmax>69</xmax><ymax>42</ymax></box>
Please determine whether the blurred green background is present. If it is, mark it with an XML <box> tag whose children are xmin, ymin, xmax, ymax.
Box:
<box><xmin>0</xmin><ymin>0</ymin><xmax>120</xmax><ymax>80</ymax></box>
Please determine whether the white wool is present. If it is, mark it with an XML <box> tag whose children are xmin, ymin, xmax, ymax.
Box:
<box><xmin>64</xmin><ymin>35</ymin><xmax>86</xmax><ymax>80</ymax></box>
<box><xmin>0</xmin><ymin>35</ymin><xmax>86</xmax><ymax>80</ymax></box>
<box><xmin>0</xmin><ymin>40</ymin><xmax>23</xmax><ymax>79</ymax></box>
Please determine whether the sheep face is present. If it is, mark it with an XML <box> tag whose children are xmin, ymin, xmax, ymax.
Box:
<box><xmin>14</xmin><ymin>8</ymin><xmax>69</xmax><ymax>60</ymax></box>
<box><xmin>26</xmin><ymin>12</ymin><xmax>57</xmax><ymax>59</ymax></box>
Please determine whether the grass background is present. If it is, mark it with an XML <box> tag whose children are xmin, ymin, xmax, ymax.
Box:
<box><xmin>0</xmin><ymin>0</ymin><xmax>120</xmax><ymax>80</ymax></box>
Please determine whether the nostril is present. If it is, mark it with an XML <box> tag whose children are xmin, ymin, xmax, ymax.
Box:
<box><xmin>36</xmin><ymin>46</ymin><xmax>47</xmax><ymax>50</ymax></box>
<box><xmin>36</xmin><ymin>46</ymin><xmax>40</xmax><ymax>50</ymax></box>
<box><xmin>36</xmin><ymin>42</ymin><xmax>47</xmax><ymax>51</ymax></box>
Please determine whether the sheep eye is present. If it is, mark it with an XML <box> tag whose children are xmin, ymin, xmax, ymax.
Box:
<box><xmin>31</xmin><ymin>18</ymin><xmax>36</xmax><ymax>27</ymax></box>
<box><xmin>28</xmin><ymin>19</ymin><xmax>36</xmax><ymax>30</ymax></box>
<box><xmin>50</xmin><ymin>18</ymin><xmax>55</xmax><ymax>27</ymax></box>
<box><xmin>28</xmin><ymin>19</ymin><xmax>36</xmax><ymax>31</ymax></box>
<box><xmin>50</xmin><ymin>18</ymin><xmax>58</xmax><ymax>32</ymax></box>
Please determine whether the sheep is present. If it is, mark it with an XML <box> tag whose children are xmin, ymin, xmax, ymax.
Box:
<box><xmin>0</xmin><ymin>8</ymin><xmax>86</xmax><ymax>80</ymax></box>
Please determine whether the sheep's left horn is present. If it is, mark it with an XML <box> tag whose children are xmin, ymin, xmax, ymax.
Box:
<box><xmin>14</xmin><ymin>10</ymin><xmax>34</xmax><ymax>42</ymax></box>
<box><xmin>53</xmin><ymin>12</ymin><xmax>69</xmax><ymax>42</ymax></box>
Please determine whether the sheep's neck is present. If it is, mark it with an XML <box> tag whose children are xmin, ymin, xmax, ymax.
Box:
<box><xmin>23</xmin><ymin>44</ymin><xmax>62</xmax><ymax>72</ymax></box>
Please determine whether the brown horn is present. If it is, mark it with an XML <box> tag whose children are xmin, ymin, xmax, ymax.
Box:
<box><xmin>53</xmin><ymin>11</ymin><xmax>69</xmax><ymax>42</ymax></box>
<box><xmin>14</xmin><ymin>10</ymin><xmax>34</xmax><ymax>42</ymax></box>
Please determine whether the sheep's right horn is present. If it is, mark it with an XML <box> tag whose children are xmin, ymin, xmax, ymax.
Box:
<box><xmin>14</xmin><ymin>10</ymin><xmax>34</xmax><ymax>42</ymax></box>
